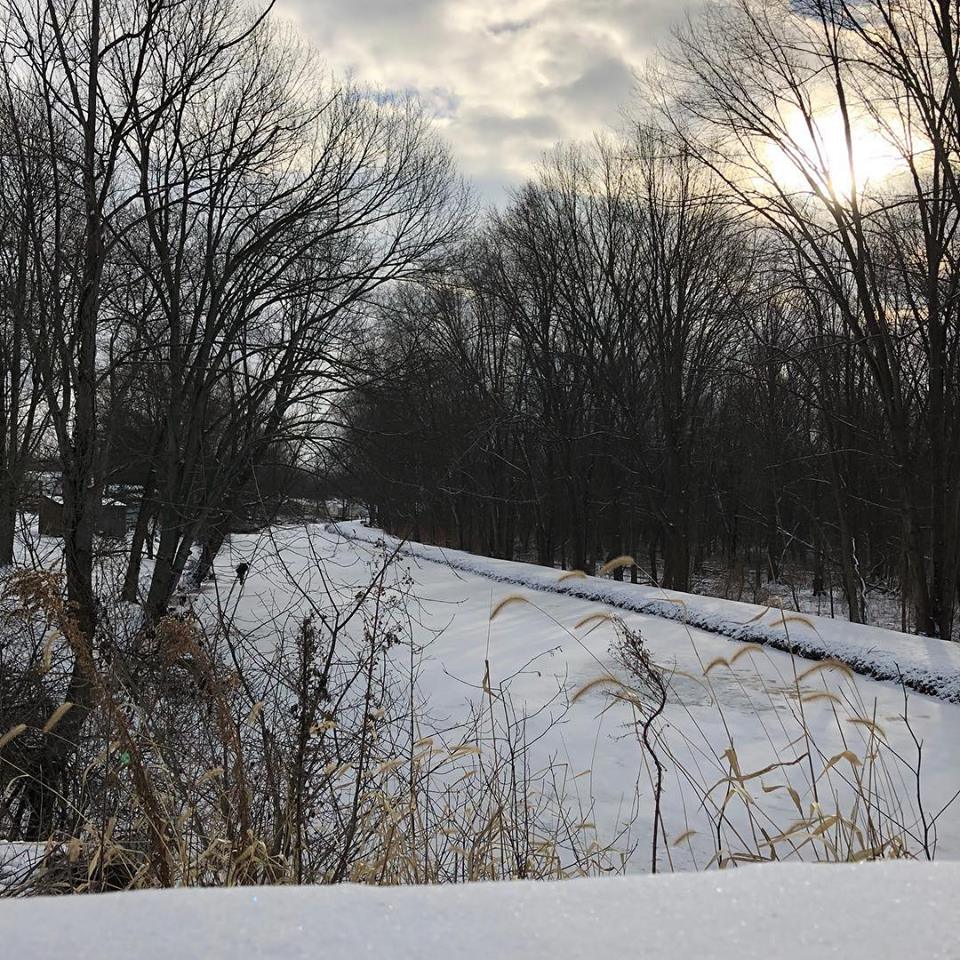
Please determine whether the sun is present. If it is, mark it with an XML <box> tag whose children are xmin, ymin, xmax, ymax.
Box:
<box><xmin>764</xmin><ymin>107</ymin><xmax>905</xmax><ymax>199</ymax></box>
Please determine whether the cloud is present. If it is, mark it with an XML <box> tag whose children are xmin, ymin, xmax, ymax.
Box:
<box><xmin>275</xmin><ymin>0</ymin><xmax>695</xmax><ymax>203</ymax></box>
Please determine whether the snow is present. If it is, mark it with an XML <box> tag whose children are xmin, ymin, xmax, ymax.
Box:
<box><xmin>0</xmin><ymin>842</ymin><xmax>45</xmax><ymax>889</ymax></box>
<box><xmin>185</xmin><ymin>523</ymin><xmax>960</xmax><ymax>871</ymax></box>
<box><xmin>333</xmin><ymin>522</ymin><xmax>960</xmax><ymax>703</ymax></box>
<box><xmin>9</xmin><ymin>520</ymin><xmax>958</xmax><ymax>871</ymax></box>
<box><xmin>5</xmin><ymin>523</ymin><xmax>960</xmax><ymax>952</ymax></box>
<box><xmin>3</xmin><ymin>862</ymin><xmax>958</xmax><ymax>959</ymax></box>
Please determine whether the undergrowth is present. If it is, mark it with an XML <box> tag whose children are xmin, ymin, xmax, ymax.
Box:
<box><xmin>1</xmin><ymin>540</ymin><xmax>957</xmax><ymax>894</ymax></box>
<box><xmin>0</xmin><ymin>544</ymin><xmax>618</xmax><ymax>893</ymax></box>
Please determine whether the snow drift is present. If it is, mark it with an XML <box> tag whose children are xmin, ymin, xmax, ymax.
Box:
<box><xmin>3</xmin><ymin>862</ymin><xmax>957</xmax><ymax>959</ymax></box>
<box><xmin>332</xmin><ymin>522</ymin><xmax>960</xmax><ymax>703</ymax></box>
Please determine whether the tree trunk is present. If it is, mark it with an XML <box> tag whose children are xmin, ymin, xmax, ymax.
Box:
<box><xmin>121</xmin><ymin>475</ymin><xmax>156</xmax><ymax>603</ymax></box>
<box><xmin>189</xmin><ymin>515</ymin><xmax>229</xmax><ymax>588</ymax></box>
<box><xmin>0</xmin><ymin>481</ymin><xmax>17</xmax><ymax>567</ymax></box>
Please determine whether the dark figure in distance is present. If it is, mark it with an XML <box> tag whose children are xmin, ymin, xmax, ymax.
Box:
<box><xmin>236</xmin><ymin>562</ymin><xmax>249</xmax><ymax>586</ymax></box>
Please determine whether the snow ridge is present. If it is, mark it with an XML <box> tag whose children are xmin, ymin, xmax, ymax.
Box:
<box><xmin>5</xmin><ymin>862</ymin><xmax>959</xmax><ymax>960</ymax></box>
<box><xmin>330</xmin><ymin>522</ymin><xmax>960</xmax><ymax>704</ymax></box>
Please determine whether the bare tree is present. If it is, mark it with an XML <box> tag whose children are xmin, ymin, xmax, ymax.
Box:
<box><xmin>667</xmin><ymin>0</ymin><xmax>960</xmax><ymax>635</ymax></box>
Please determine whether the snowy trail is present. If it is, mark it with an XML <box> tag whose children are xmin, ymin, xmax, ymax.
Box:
<box><xmin>5</xmin><ymin>861</ymin><xmax>958</xmax><ymax>959</ymax></box>
<box><xmin>331</xmin><ymin>522</ymin><xmax>960</xmax><ymax>703</ymax></box>
<box><xmin>195</xmin><ymin>524</ymin><xmax>960</xmax><ymax>872</ymax></box>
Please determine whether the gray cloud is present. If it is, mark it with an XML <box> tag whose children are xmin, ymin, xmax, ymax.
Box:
<box><xmin>486</xmin><ymin>17</ymin><xmax>537</xmax><ymax>36</ymax></box>
<box><xmin>275</xmin><ymin>0</ymin><xmax>694</xmax><ymax>202</ymax></box>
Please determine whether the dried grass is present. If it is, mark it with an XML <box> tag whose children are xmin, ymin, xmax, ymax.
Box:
<box><xmin>489</xmin><ymin>593</ymin><xmax>530</xmax><ymax>620</ymax></box>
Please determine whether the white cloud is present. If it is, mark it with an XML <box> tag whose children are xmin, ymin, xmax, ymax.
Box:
<box><xmin>274</xmin><ymin>0</ymin><xmax>695</xmax><ymax>202</ymax></box>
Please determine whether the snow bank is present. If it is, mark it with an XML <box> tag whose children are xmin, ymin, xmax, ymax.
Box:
<box><xmin>332</xmin><ymin>523</ymin><xmax>960</xmax><ymax>703</ymax></box>
<box><xmin>3</xmin><ymin>862</ymin><xmax>956</xmax><ymax>959</ymax></box>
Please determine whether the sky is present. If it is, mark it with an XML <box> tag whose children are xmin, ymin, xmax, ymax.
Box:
<box><xmin>275</xmin><ymin>0</ymin><xmax>697</xmax><ymax>204</ymax></box>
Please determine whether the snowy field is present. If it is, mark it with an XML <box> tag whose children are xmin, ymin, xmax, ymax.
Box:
<box><xmin>5</xmin><ymin>521</ymin><xmax>960</xmax><ymax>957</ymax></box>
<box><xmin>170</xmin><ymin>522</ymin><xmax>960</xmax><ymax>872</ymax></box>
<box><xmin>5</xmin><ymin>861</ymin><xmax>958</xmax><ymax>959</ymax></box>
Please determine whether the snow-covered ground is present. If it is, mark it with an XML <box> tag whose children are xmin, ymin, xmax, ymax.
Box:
<box><xmin>4</xmin><ymin>861</ymin><xmax>958</xmax><ymax>959</ymax></box>
<box><xmin>5</xmin><ymin>522</ymin><xmax>960</xmax><ymax>955</ymax></box>
<box><xmin>178</xmin><ymin>522</ymin><xmax>960</xmax><ymax>872</ymax></box>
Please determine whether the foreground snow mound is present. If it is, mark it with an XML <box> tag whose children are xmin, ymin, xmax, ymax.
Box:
<box><xmin>333</xmin><ymin>523</ymin><xmax>960</xmax><ymax>703</ymax></box>
<box><xmin>4</xmin><ymin>863</ymin><xmax>957</xmax><ymax>959</ymax></box>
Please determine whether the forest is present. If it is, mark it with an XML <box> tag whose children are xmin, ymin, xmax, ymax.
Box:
<box><xmin>1</xmin><ymin>0</ymin><xmax>960</xmax><ymax>901</ymax></box>
<box><xmin>344</xmin><ymin>5</ymin><xmax>960</xmax><ymax>642</ymax></box>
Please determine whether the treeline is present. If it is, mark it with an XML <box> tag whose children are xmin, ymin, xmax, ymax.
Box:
<box><xmin>0</xmin><ymin>0</ymin><xmax>465</xmax><ymax>632</ymax></box>
<box><xmin>343</xmin><ymin>0</ymin><xmax>960</xmax><ymax>640</ymax></box>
